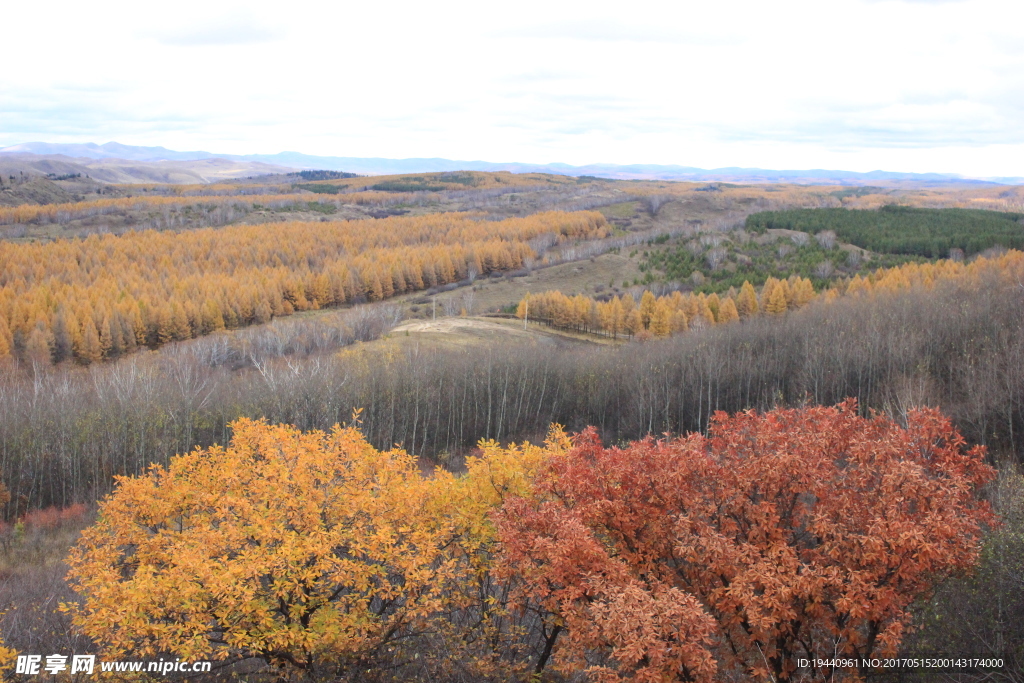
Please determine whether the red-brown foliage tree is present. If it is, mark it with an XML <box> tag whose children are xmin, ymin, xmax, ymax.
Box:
<box><xmin>496</xmin><ymin>401</ymin><xmax>995</xmax><ymax>682</ymax></box>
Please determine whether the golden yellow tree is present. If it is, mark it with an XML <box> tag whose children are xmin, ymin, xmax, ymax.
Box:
<box><xmin>846</xmin><ymin>274</ymin><xmax>870</xmax><ymax>296</ymax></box>
<box><xmin>78</xmin><ymin>316</ymin><xmax>103</xmax><ymax>364</ymax></box>
<box><xmin>625</xmin><ymin>309</ymin><xmax>642</xmax><ymax>337</ymax></box>
<box><xmin>765</xmin><ymin>283</ymin><xmax>789</xmax><ymax>315</ymax></box>
<box><xmin>695</xmin><ymin>294</ymin><xmax>715</xmax><ymax>327</ymax></box>
<box><xmin>516</xmin><ymin>293</ymin><xmax>531</xmax><ymax>321</ymax></box>
<box><xmin>200</xmin><ymin>299</ymin><xmax>226</xmax><ymax>334</ymax></box>
<box><xmin>759</xmin><ymin>277</ymin><xmax>779</xmax><ymax>311</ymax></box>
<box><xmin>649</xmin><ymin>299</ymin><xmax>672</xmax><ymax>337</ymax></box>
<box><xmin>66</xmin><ymin>418</ymin><xmax>468</xmax><ymax>678</ymax></box>
<box><xmin>170</xmin><ymin>302</ymin><xmax>192</xmax><ymax>341</ymax></box>
<box><xmin>670</xmin><ymin>308</ymin><xmax>690</xmax><ymax>334</ymax></box>
<box><xmin>427</xmin><ymin>427</ymin><xmax>572</xmax><ymax>680</ymax></box>
<box><xmin>706</xmin><ymin>292</ymin><xmax>721</xmax><ymax>322</ymax></box>
<box><xmin>639</xmin><ymin>290</ymin><xmax>657</xmax><ymax>330</ymax></box>
<box><xmin>777</xmin><ymin>278</ymin><xmax>794</xmax><ymax>309</ymax></box>
<box><xmin>717</xmin><ymin>297</ymin><xmax>740</xmax><ymax>324</ymax></box>
<box><xmin>791</xmin><ymin>277</ymin><xmax>816</xmax><ymax>308</ymax></box>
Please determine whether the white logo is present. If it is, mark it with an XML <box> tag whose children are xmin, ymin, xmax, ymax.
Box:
<box><xmin>15</xmin><ymin>656</ymin><xmax>40</xmax><ymax>675</ymax></box>
<box><xmin>16</xmin><ymin>654</ymin><xmax>95</xmax><ymax>676</ymax></box>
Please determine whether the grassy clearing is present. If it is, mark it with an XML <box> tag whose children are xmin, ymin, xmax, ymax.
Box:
<box><xmin>599</xmin><ymin>201</ymin><xmax>642</xmax><ymax>219</ymax></box>
<box><xmin>384</xmin><ymin>316</ymin><xmax>611</xmax><ymax>351</ymax></box>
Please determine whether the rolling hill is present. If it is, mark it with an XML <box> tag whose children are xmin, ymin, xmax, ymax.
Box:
<box><xmin>5</xmin><ymin>141</ymin><xmax>1022</xmax><ymax>185</ymax></box>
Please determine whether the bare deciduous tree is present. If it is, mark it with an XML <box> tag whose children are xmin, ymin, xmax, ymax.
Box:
<box><xmin>814</xmin><ymin>260</ymin><xmax>835</xmax><ymax>279</ymax></box>
<box><xmin>700</xmin><ymin>234</ymin><xmax>724</xmax><ymax>249</ymax></box>
<box><xmin>643</xmin><ymin>194</ymin><xmax>672</xmax><ymax>216</ymax></box>
<box><xmin>706</xmin><ymin>248</ymin><xmax>728</xmax><ymax>271</ymax></box>
<box><xmin>790</xmin><ymin>232</ymin><xmax>810</xmax><ymax>247</ymax></box>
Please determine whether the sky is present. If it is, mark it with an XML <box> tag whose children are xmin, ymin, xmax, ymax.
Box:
<box><xmin>2</xmin><ymin>0</ymin><xmax>1022</xmax><ymax>177</ymax></box>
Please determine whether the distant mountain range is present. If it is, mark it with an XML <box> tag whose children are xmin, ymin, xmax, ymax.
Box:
<box><xmin>2</xmin><ymin>141</ymin><xmax>1021</xmax><ymax>185</ymax></box>
<box><xmin>0</xmin><ymin>148</ymin><xmax>293</xmax><ymax>185</ymax></box>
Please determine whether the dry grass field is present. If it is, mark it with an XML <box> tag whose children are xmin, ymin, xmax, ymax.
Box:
<box><xmin>410</xmin><ymin>254</ymin><xmax>644</xmax><ymax>317</ymax></box>
<box><xmin>386</xmin><ymin>316</ymin><xmax>610</xmax><ymax>350</ymax></box>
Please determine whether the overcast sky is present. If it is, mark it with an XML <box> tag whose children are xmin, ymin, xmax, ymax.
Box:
<box><xmin>2</xmin><ymin>0</ymin><xmax>1022</xmax><ymax>176</ymax></box>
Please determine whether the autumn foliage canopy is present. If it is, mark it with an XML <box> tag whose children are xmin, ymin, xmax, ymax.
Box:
<box><xmin>496</xmin><ymin>401</ymin><xmax>995</xmax><ymax>681</ymax></box>
<box><xmin>0</xmin><ymin>210</ymin><xmax>607</xmax><ymax>364</ymax></box>
<box><xmin>67</xmin><ymin>418</ymin><xmax>465</xmax><ymax>676</ymax></box>
<box><xmin>67</xmin><ymin>402</ymin><xmax>994</xmax><ymax>682</ymax></box>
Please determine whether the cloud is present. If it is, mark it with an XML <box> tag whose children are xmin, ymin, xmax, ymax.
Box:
<box><xmin>714</xmin><ymin>104</ymin><xmax>1024</xmax><ymax>150</ymax></box>
<box><xmin>150</xmin><ymin>15</ymin><xmax>285</xmax><ymax>46</ymax></box>
<box><xmin>493</xmin><ymin>19</ymin><xmax>735</xmax><ymax>46</ymax></box>
<box><xmin>1</xmin><ymin>0</ymin><xmax>1021</xmax><ymax>176</ymax></box>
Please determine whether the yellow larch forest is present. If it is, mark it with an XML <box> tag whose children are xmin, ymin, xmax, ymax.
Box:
<box><xmin>516</xmin><ymin>250</ymin><xmax>1024</xmax><ymax>339</ymax></box>
<box><xmin>0</xmin><ymin>211</ymin><xmax>607</xmax><ymax>363</ymax></box>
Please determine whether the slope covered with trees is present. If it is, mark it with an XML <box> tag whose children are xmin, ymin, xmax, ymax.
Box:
<box><xmin>2</xmin><ymin>250</ymin><xmax>1022</xmax><ymax>514</ymax></box>
<box><xmin>0</xmin><ymin>210</ymin><xmax>606</xmax><ymax>364</ymax></box>
<box><xmin>516</xmin><ymin>276</ymin><xmax>811</xmax><ymax>338</ymax></box>
<box><xmin>637</xmin><ymin>227</ymin><xmax>917</xmax><ymax>293</ymax></box>
<box><xmin>3</xmin><ymin>174</ymin><xmax>1024</xmax><ymax>682</ymax></box>
<box><xmin>516</xmin><ymin>249</ymin><xmax>1022</xmax><ymax>340</ymax></box>
<box><xmin>746</xmin><ymin>206</ymin><xmax>1024</xmax><ymax>257</ymax></box>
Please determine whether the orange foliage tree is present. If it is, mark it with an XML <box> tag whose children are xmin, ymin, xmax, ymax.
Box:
<box><xmin>495</xmin><ymin>401</ymin><xmax>996</xmax><ymax>682</ymax></box>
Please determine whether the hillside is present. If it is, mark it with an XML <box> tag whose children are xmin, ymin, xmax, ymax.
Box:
<box><xmin>6</xmin><ymin>141</ymin><xmax>1024</xmax><ymax>184</ymax></box>
<box><xmin>747</xmin><ymin>205</ymin><xmax>1024</xmax><ymax>257</ymax></box>
<box><xmin>1</xmin><ymin>167</ymin><xmax>1023</xmax><ymax>683</ymax></box>
<box><xmin>0</xmin><ymin>152</ymin><xmax>294</xmax><ymax>186</ymax></box>
<box><xmin>3</xmin><ymin>167</ymin><xmax>1023</xmax><ymax>244</ymax></box>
